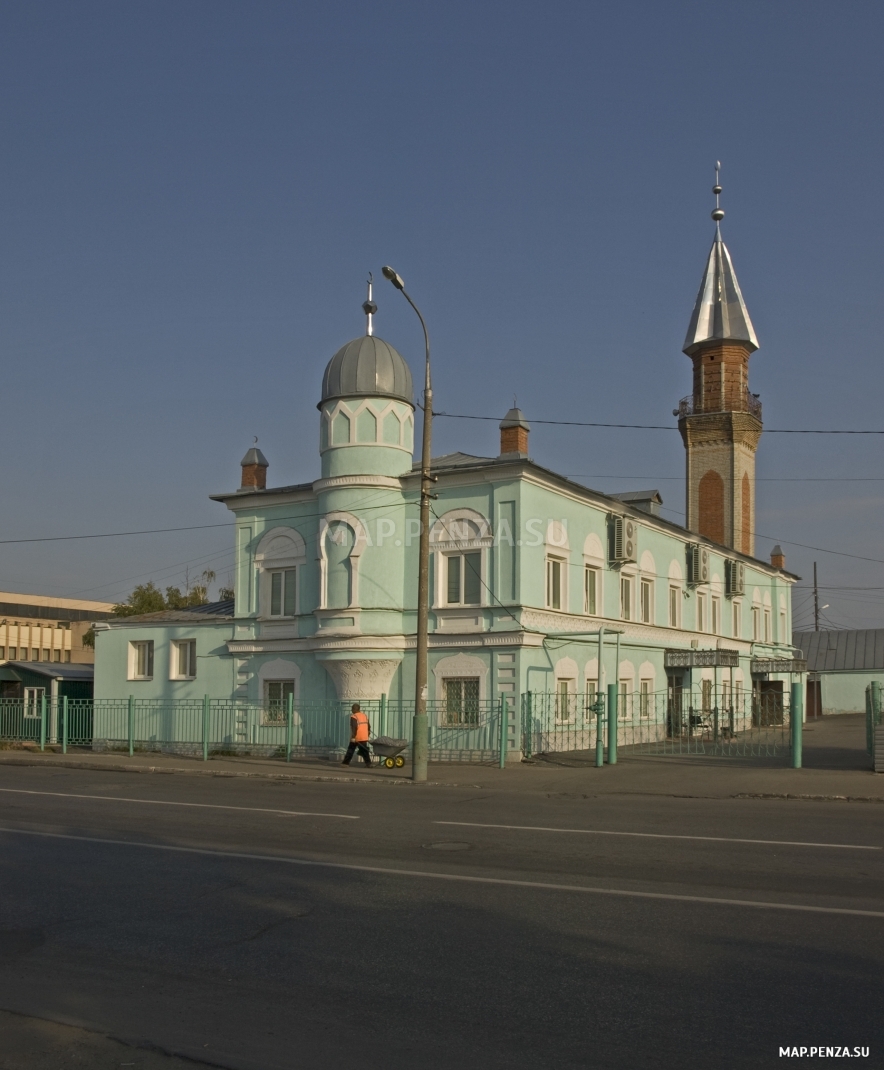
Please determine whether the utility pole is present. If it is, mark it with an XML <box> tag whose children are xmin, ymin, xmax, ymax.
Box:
<box><xmin>813</xmin><ymin>562</ymin><xmax>819</xmax><ymax>631</ymax></box>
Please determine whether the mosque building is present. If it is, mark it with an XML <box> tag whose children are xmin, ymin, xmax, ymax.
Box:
<box><xmin>93</xmin><ymin>180</ymin><xmax>804</xmax><ymax>758</ymax></box>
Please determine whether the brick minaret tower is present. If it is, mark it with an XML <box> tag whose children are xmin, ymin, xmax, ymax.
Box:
<box><xmin>677</xmin><ymin>166</ymin><xmax>761</xmax><ymax>556</ymax></box>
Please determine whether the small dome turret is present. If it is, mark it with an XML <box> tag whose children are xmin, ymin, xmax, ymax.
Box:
<box><xmin>319</xmin><ymin>335</ymin><xmax>413</xmax><ymax>408</ymax></box>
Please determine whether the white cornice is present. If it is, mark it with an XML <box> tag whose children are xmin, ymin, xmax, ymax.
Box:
<box><xmin>313</xmin><ymin>475</ymin><xmax>403</xmax><ymax>493</ymax></box>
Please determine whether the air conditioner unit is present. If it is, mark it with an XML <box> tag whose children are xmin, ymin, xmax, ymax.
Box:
<box><xmin>725</xmin><ymin>559</ymin><xmax>745</xmax><ymax>597</ymax></box>
<box><xmin>686</xmin><ymin>543</ymin><xmax>709</xmax><ymax>585</ymax></box>
<box><xmin>611</xmin><ymin>516</ymin><xmax>638</xmax><ymax>563</ymax></box>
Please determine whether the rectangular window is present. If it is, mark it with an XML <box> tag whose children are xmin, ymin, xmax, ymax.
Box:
<box><xmin>64</xmin><ymin>651</ymin><xmax>71</xmax><ymax>663</ymax></box>
<box><xmin>264</xmin><ymin>680</ymin><xmax>295</xmax><ymax>724</ymax></box>
<box><xmin>711</xmin><ymin>598</ymin><xmax>720</xmax><ymax>635</ymax></box>
<box><xmin>42</xmin><ymin>649</ymin><xmax>50</xmax><ymax>662</ymax></box>
<box><xmin>8</xmin><ymin>647</ymin><xmax>16</xmax><ymax>660</ymax></box>
<box><xmin>779</xmin><ymin>610</ymin><xmax>787</xmax><ymax>641</ymax></box>
<box><xmin>172</xmin><ymin>639</ymin><xmax>197</xmax><ymax>679</ymax></box>
<box><xmin>0</xmin><ymin>647</ymin><xmax>4</xmax><ymax>659</ymax></box>
<box><xmin>640</xmin><ymin>579</ymin><xmax>653</xmax><ymax>624</ymax></box>
<box><xmin>733</xmin><ymin>602</ymin><xmax>742</xmax><ymax>637</ymax></box>
<box><xmin>640</xmin><ymin>679</ymin><xmax>651</xmax><ymax>719</ymax></box>
<box><xmin>555</xmin><ymin>678</ymin><xmax>575</xmax><ymax>723</ymax></box>
<box><xmin>618</xmin><ymin>680</ymin><xmax>629</xmax><ymax>719</ymax></box>
<box><xmin>546</xmin><ymin>557</ymin><xmax>562</xmax><ymax>610</ymax></box>
<box><xmin>584</xmin><ymin>567</ymin><xmax>598</xmax><ymax>615</ymax></box>
<box><xmin>130</xmin><ymin>640</ymin><xmax>154</xmax><ymax>680</ymax></box>
<box><xmin>31</xmin><ymin>649</ymin><xmax>39</xmax><ymax>661</ymax></box>
<box><xmin>752</xmin><ymin>606</ymin><xmax>760</xmax><ymax>641</ymax></box>
<box><xmin>669</xmin><ymin>586</ymin><xmax>680</xmax><ymax>628</ymax></box>
<box><xmin>620</xmin><ymin>577</ymin><xmax>632</xmax><ymax>620</ymax></box>
<box><xmin>443</xmin><ymin>677</ymin><xmax>480</xmax><ymax>726</ymax></box>
<box><xmin>697</xmin><ymin>594</ymin><xmax>706</xmax><ymax>632</ymax></box>
<box><xmin>764</xmin><ymin>609</ymin><xmax>772</xmax><ymax>642</ymax></box>
<box><xmin>447</xmin><ymin>553</ymin><xmax>482</xmax><ymax>606</ymax></box>
<box><xmin>269</xmin><ymin>569</ymin><xmax>297</xmax><ymax>616</ymax></box>
<box><xmin>586</xmin><ymin>679</ymin><xmax>598</xmax><ymax>708</ymax></box>
<box><xmin>53</xmin><ymin>650</ymin><xmax>61</xmax><ymax>663</ymax></box>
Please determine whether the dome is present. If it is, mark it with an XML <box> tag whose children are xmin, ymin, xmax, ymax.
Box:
<box><xmin>320</xmin><ymin>335</ymin><xmax>413</xmax><ymax>407</ymax></box>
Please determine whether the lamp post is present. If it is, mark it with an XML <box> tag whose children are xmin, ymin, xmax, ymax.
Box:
<box><xmin>382</xmin><ymin>265</ymin><xmax>431</xmax><ymax>782</ymax></box>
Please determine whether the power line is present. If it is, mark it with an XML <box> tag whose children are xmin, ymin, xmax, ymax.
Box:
<box><xmin>436</xmin><ymin>411</ymin><xmax>884</xmax><ymax>434</ymax></box>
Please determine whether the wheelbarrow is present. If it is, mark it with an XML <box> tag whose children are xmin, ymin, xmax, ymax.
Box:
<box><xmin>371</xmin><ymin>736</ymin><xmax>408</xmax><ymax>768</ymax></box>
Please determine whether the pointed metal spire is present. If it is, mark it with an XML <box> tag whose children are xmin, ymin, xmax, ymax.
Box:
<box><xmin>683</xmin><ymin>163</ymin><xmax>759</xmax><ymax>356</ymax></box>
<box><xmin>362</xmin><ymin>273</ymin><xmax>377</xmax><ymax>337</ymax></box>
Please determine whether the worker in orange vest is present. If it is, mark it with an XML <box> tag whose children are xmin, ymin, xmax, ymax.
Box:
<box><xmin>342</xmin><ymin>702</ymin><xmax>372</xmax><ymax>766</ymax></box>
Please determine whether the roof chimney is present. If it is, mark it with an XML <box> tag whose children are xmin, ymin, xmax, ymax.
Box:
<box><xmin>240</xmin><ymin>446</ymin><xmax>268</xmax><ymax>491</ymax></box>
<box><xmin>499</xmin><ymin>407</ymin><xmax>530</xmax><ymax>460</ymax></box>
<box><xmin>770</xmin><ymin>544</ymin><xmax>785</xmax><ymax>569</ymax></box>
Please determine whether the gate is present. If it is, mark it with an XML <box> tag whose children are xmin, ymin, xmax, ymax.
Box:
<box><xmin>523</xmin><ymin>685</ymin><xmax>796</xmax><ymax>760</ymax></box>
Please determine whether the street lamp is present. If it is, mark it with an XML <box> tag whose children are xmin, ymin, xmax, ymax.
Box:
<box><xmin>382</xmin><ymin>265</ymin><xmax>431</xmax><ymax>782</ymax></box>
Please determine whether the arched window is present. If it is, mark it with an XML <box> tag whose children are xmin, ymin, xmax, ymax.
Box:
<box><xmin>431</xmin><ymin>509</ymin><xmax>493</xmax><ymax>609</ymax></box>
<box><xmin>318</xmin><ymin>511</ymin><xmax>368</xmax><ymax>611</ymax></box>
<box><xmin>325</xmin><ymin>522</ymin><xmax>355</xmax><ymax>609</ymax></box>
<box><xmin>255</xmin><ymin>528</ymin><xmax>307</xmax><ymax>619</ymax></box>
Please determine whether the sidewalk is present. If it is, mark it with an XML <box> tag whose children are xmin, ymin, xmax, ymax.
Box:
<box><xmin>0</xmin><ymin>715</ymin><xmax>879</xmax><ymax>801</ymax></box>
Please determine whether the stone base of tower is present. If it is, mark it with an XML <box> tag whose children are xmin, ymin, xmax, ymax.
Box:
<box><xmin>679</xmin><ymin>411</ymin><xmax>761</xmax><ymax>556</ymax></box>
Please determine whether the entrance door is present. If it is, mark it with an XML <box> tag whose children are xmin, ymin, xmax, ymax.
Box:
<box><xmin>666</xmin><ymin>674</ymin><xmax>684</xmax><ymax>737</ymax></box>
<box><xmin>754</xmin><ymin>680</ymin><xmax>784</xmax><ymax>726</ymax></box>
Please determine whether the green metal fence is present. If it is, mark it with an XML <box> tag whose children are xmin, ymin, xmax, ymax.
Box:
<box><xmin>522</xmin><ymin>686</ymin><xmax>796</xmax><ymax>760</ymax></box>
<box><xmin>1</xmin><ymin>694</ymin><xmax>513</xmax><ymax>764</ymax></box>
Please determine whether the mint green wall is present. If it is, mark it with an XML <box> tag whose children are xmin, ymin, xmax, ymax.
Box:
<box><xmin>820</xmin><ymin>672</ymin><xmax>880</xmax><ymax>715</ymax></box>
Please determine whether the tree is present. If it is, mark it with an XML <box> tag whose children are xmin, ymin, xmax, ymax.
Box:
<box><xmin>218</xmin><ymin>587</ymin><xmax>234</xmax><ymax>601</ymax></box>
<box><xmin>113</xmin><ymin>582</ymin><xmax>166</xmax><ymax>617</ymax></box>
<box><xmin>113</xmin><ymin>571</ymin><xmax>220</xmax><ymax>617</ymax></box>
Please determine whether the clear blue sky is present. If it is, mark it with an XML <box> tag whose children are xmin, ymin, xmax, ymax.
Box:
<box><xmin>0</xmin><ymin>0</ymin><xmax>881</xmax><ymax>629</ymax></box>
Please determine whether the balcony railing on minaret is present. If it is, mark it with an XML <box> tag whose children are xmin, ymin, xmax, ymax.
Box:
<box><xmin>676</xmin><ymin>389</ymin><xmax>762</xmax><ymax>421</ymax></box>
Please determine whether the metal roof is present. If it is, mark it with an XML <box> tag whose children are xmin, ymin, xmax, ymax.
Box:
<box><xmin>793</xmin><ymin>630</ymin><xmax>884</xmax><ymax>672</ymax></box>
<box><xmin>2</xmin><ymin>661</ymin><xmax>94</xmax><ymax>680</ymax></box>
<box><xmin>320</xmin><ymin>335</ymin><xmax>413</xmax><ymax>406</ymax></box>
<box><xmin>683</xmin><ymin>227</ymin><xmax>759</xmax><ymax>356</ymax></box>
<box><xmin>108</xmin><ymin>600</ymin><xmax>235</xmax><ymax>625</ymax></box>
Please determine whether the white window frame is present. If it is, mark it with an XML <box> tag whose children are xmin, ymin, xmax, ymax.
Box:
<box><xmin>584</xmin><ymin>566</ymin><xmax>599</xmax><ymax>616</ymax></box>
<box><xmin>263</xmin><ymin>679</ymin><xmax>296</xmax><ymax>725</ymax></box>
<box><xmin>445</xmin><ymin>551</ymin><xmax>484</xmax><ymax>607</ymax></box>
<box><xmin>732</xmin><ymin>601</ymin><xmax>742</xmax><ymax>638</ymax></box>
<box><xmin>546</xmin><ymin>556</ymin><xmax>565</xmax><ymax>610</ymax></box>
<box><xmin>763</xmin><ymin>609</ymin><xmax>772</xmax><ymax>643</ymax></box>
<box><xmin>268</xmin><ymin>568</ymin><xmax>298</xmax><ymax>618</ymax></box>
<box><xmin>697</xmin><ymin>592</ymin><xmax>706</xmax><ymax>633</ymax></box>
<box><xmin>640</xmin><ymin>578</ymin><xmax>653</xmax><ymax>624</ymax></box>
<box><xmin>255</xmin><ymin>527</ymin><xmax>307</xmax><ymax>618</ymax></box>
<box><xmin>669</xmin><ymin>585</ymin><xmax>681</xmax><ymax>628</ymax></box>
<box><xmin>170</xmin><ymin>639</ymin><xmax>197</xmax><ymax>681</ymax></box>
<box><xmin>431</xmin><ymin>509</ymin><xmax>493</xmax><ymax>610</ymax></box>
<box><xmin>620</xmin><ymin>575</ymin><xmax>632</xmax><ymax>621</ymax></box>
<box><xmin>751</xmin><ymin>606</ymin><xmax>761</xmax><ymax>641</ymax></box>
<box><xmin>711</xmin><ymin>597</ymin><xmax>720</xmax><ymax>635</ymax></box>
<box><xmin>128</xmin><ymin>640</ymin><xmax>154</xmax><ymax>681</ymax></box>
<box><xmin>639</xmin><ymin>679</ymin><xmax>652</xmax><ymax>719</ymax></box>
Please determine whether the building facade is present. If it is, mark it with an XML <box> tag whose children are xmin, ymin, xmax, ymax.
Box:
<box><xmin>0</xmin><ymin>592</ymin><xmax>114</xmax><ymax>667</ymax></box>
<box><xmin>94</xmin><ymin>199</ymin><xmax>804</xmax><ymax>755</ymax></box>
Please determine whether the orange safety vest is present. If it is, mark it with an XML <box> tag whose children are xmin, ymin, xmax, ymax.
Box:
<box><xmin>350</xmin><ymin>710</ymin><xmax>370</xmax><ymax>743</ymax></box>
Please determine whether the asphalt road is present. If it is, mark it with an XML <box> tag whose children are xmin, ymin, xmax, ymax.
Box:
<box><xmin>0</xmin><ymin>765</ymin><xmax>882</xmax><ymax>1070</ymax></box>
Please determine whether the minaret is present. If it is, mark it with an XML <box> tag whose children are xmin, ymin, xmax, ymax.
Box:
<box><xmin>677</xmin><ymin>163</ymin><xmax>762</xmax><ymax>556</ymax></box>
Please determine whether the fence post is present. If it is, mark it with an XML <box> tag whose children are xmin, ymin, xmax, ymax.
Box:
<box><xmin>522</xmin><ymin>693</ymin><xmax>532</xmax><ymax>760</ymax></box>
<box><xmin>379</xmin><ymin>693</ymin><xmax>387</xmax><ymax>739</ymax></box>
<box><xmin>607</xmin><ymin>683</ymin><xmax>618</xmax><ymax>765</ymax></box>
<box><xmin>498</xmin><ymin>694</ymin><xmax>507</xmax><ymax>769</ymax></box>
<box><xmin>62</xmin><ymin>695</ymin><xmax>69</xmax><ymax>755</ymax></box>
<box><xmin>595</xmin><ymin>692</ymin><xmax>605</xmax><ymax>767</ymax></box>
<box><xmin>791</xmin><ymin>681</ymin><xmax>803</xmax><ymax>769</ymax></box>
<box><xmin>127</xmin><ymin>695</ymin><xmax>134</xmax><ymax>757</ymax></box>
<box><xmin>40</xmin><ymin>694</ymin><xmax>46</xmax><ymax>752</ymax></box>
<box><xmin>285</xmin><ymin>690</ymin><xmax>294</xmax><ymax>763</ymax></box>
<box><xmin>870</xmin><ymin>681</ymin><xmax>881</xmax><ymax>762</ymax></box>
<box><xmin>202</xmin><ymin>694</ymin><xmax>210</xmax><ymax>762</ymax></box>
